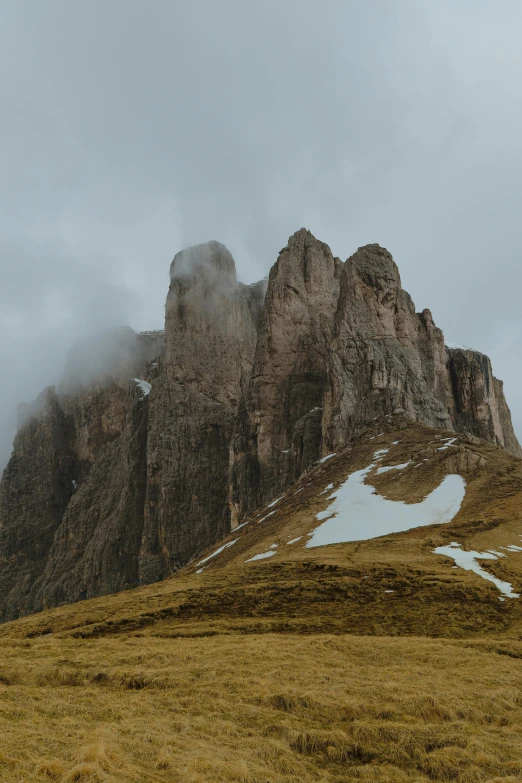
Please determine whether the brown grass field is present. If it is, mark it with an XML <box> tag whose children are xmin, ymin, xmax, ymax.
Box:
<box><xmin>2</xmin><ymin>633</ymin><xmax>522</xmax><ymax>782</ymax></box>
<box><xmin>2</xmin><ymin>424</ymin><xmax>522</xmax><ymax>782</ymax></box>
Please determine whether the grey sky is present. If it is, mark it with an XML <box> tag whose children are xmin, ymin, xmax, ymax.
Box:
<box><xmin>1</xmin><ymin>0</ymin><xmax>522</xmax><ymax>464</ymax></box>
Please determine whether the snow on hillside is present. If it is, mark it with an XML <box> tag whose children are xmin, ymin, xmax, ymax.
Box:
<box><xmin>306</xmin><ymin>449</ymin><xmax>466</xmax><ymax>548</ymax></box>
<box><xmin>434</xmin><ymin>542</ymin><xmax>520</xmax><ymax>599</ymax></box>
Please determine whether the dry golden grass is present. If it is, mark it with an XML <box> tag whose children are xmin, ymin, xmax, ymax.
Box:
<box><xmin>3</xmin><ymin>423</ymin><xmax>522</xmax><ymax>781</ymax></box>
<box><xmin>2</xmin><ymin>633</ymin><xmax>522</xmax><ymax>782</ymax></box>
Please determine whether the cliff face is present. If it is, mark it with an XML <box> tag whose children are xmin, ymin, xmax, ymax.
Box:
<box><xmin>325</xmin><ymin>243</ymin><xmax>454</xmax><ymax>445</ymax></box>
<box><xmin>0</xmin><ymin>327</ymin><xmax>162</xmax><ymax>619</ymax></box>
<box><xmin>230</xmin><ymin>229</ymin><xmax>343</xmax><ymax>520</ymax></box>
<box><xmin>0</xmin><ymin>230</ymin><xmax>519</xmax><ymax>620</ymax></box>
<box><xmin>230</xmin><ymin>232</ymin><xmax>521</xmax><ymax>518</ymax></box>
<box><xmin>446</xmin><ymin>346</ymin><xmax>521</xmax><ymax>455</ymax></box>
<box><xmin>138</xmin><ymin>241</ymin><xmax>259</xmax><ymax>583</ymax></box>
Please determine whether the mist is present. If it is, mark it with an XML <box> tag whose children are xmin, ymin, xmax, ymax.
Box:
<box><xmin>1</xmin><ymin>0</ymin><xmax>522</xmax><ymax>469</ymax></box>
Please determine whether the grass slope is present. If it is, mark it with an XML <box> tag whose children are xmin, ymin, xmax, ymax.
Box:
<box><xmin>2</xmin><ymin>634</ymin><xmax>522</xmax><ymax>782</ymax></box>
<box><xmin>2</xmin><ymin>422</ymin><xmax>522</xmax><ymax>781</ymax></box>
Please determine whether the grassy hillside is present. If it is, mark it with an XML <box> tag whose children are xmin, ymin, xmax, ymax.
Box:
<box><xmin>2</xmin><ymin>422</ymin><xmax>522</xmax><ymax>781</ymax></box>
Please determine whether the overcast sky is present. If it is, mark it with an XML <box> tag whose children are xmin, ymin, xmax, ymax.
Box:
<box><xmin>1</xmin><ymin>0</ymin><xmax>522</xmax><ymax>463</ymax></box>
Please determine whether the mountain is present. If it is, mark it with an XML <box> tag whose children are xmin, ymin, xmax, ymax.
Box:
<box><xmin>11</xmin><ymin>420</ymin><xmax>522</xmax><ymax>640</ymax></box>
<box><xmin>2</xmin><ymin>421</ymin><xmax>522</xmax><ymax>782</ymax></box>
<box><xmin>0</xmin><ymin>229</ymin><xmax>519</xmax><ymax>622</ymax></box>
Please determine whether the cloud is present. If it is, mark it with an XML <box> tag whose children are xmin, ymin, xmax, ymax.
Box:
<box><xmin>1</xmin><ymin>0</ymin><xmax>522</xmax><ymax>465</ymax></box>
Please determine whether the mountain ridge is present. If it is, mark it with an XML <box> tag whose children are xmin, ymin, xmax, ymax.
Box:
<box><xmin>0</xmin><ymin>229</ymin><xmax>519</xmax><ymax>622</ymax></box>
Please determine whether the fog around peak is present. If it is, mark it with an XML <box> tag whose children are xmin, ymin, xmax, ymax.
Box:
<box><xmin>2</xmin><ymin>0</ymin><xmax>522</xmax><ymax>468</ymax></box>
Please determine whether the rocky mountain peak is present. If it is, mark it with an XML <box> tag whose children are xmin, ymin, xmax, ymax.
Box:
<box><xmin>346</xmin><ymin>243</ymin><xmax>401</xmax><ymax>291</ymax></box>
<box><xmin>276</xmin><ymin>228</ymin><xmax>343</xmax><ymax>289</ymax></box>
<box><xmin>0</xmin><ymin>228</ymin><xmax>519</xmax><ymax>622</ymax></box>
<box><xmin>165</xmin><ymin>240</ymin><xmax>255</xmax><ymax>406</ymax></box>
<box><xmin>169</xmin><ymin>240</ymin><xmax>237</xmax><ymax>284</ymax></box>
<box><xmin>284</xmin><ymin>226</ymin><xmax>330</xmax><ymax>250</ymax></box>
<box><xmin>338</xmin><ymin>244</ymin><xmax>405</xmax><ymax>340</ymax></box>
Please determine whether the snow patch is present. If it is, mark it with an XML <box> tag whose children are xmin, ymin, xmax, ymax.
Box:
<box><xmin>133</xmin><ymin>378</ymin><xmax>152</xmax><ymax>398</ymax></box>
<box><xmin>434</xmin><ymin>542</ymin><xmax>520</xmax><ymax>599</ymax></box>
<box><xmin>446</xmin><ymin>341</ymin><xmax>477</xmax><ymax>352</ymax></box>
<box><xmin>437</xmin><ymin>438</ymin><xmax>457</xmax><ymax>451</ymax></box>
<box><xmin>197</xmin><ymin>538</ymin><xmax>238</xmax><ymax>567</ymax></box>
<box><xmin>375</xmin><ymin>461</ymin><xmax>411</xmax><ymax>475</ymax></box>
<box><xmin>306</xmin><ymin>461</ymin><xmax>465</xmax><ymax>548</ymax></box>
<box><xmin>258</xmin><ymin>510</ymin><xmax>277</xmax><ymax>523</ymax></box>
<box><xmin>318</xmin><ymin>453</ymin><xmax>336</xmax><ymax>464</ymax></box>
<box><xmin>246</xmin><ymin>549</ymin><xmax>277</xmax><ymax>562</ymax></box>
<box><xmin>287</xmin><ymin>537</ymin><xmax>302</xmax><ymax>545</ymax></box>
<box><xmin>268</xmin><ymin>496</ymin><xmax>284</xmax><ymax>509</ymax></box>
<box><xmin>319</xmin><ymin>483</ymin><xmax>334</xmax><ymax>495</ymax></box>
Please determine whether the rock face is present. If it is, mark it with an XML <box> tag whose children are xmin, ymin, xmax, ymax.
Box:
<box><xmin>230</xmin><ymin>234</ymin><xmax>521</xmax><ymax>518</ymax></box>
<box><xmin>138</xmin><ymin>242</ymin><xmax>259</xmax><ymax>583</ymax></box>
<box><xmin>0</xmin><ymin>327</ymin><xmax>162</xmax><ymax>619</ymax></box>
<box><xmin>324</xmin><ymin>244</ymin><xmax>454</xmax><ymax>444</ymax></box>
<box><xmin>446</xmin><ymin>346</ymin><xmax>520</xmax><ymax>455</ymax></box>
<box><xmin>163</xmin><ymin>241</ymin><xmax>257</xmax><ymax>405</ymax></box>
<box><xmin>230</xmin><ymin>229</ymin><xmax>343</xmax><ymax>520</ymax></box>
<box><xmin>0</xmin><ymin>388</ymin><xmax>72</xmax><ymax>619</ymax></box>
<box><xmin>0</xmin><ymin>230</ymin><xmax>519</xmax><ymax>621</ymax></box>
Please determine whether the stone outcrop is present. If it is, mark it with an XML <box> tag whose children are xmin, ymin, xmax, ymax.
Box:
<box><xmin>138</xmin><ymin>242</ymin><xmax>259</xmax><ymax>582</ymax></box>
<box><xmin>0</xmin><ymin>328</ymin><xmax>162</xmax><ymax>620</ymax></box>
<box><xmin>0</xmin><ymin>230</ymin><xmax>519</xmax><ymax>621</ymax></box>
<box><xmin>230</xmin><ymin>229</ymin><xmax>343</xmax><ymax>519</ymax></box>
<box><xmin>30</xmin><ymin>384</ymin><xmax>149</xmax><ymax>612</ymax></box>
<box><xmin>163</xmin><ymin>241</ymin><xmax>257</xmax><ymax>405</ymax></box>
<box><xmin>446</xmin><ymin>346</ymin><xmax>521</xmax><ymax>456</ymax></box>
<box><xmin>231</xmin><ymin>234</ymin><xmax>520</xmax><ymax>519</ymax></box>
<box><xmin>0</xmin><ymin>387</ymin><xmax>72</xmax><ymax>619</ymax></box>
<box><xmin>324</xmin><ymin>243</ymin><xmax>454</xmax><ymax>446</ymax></box>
